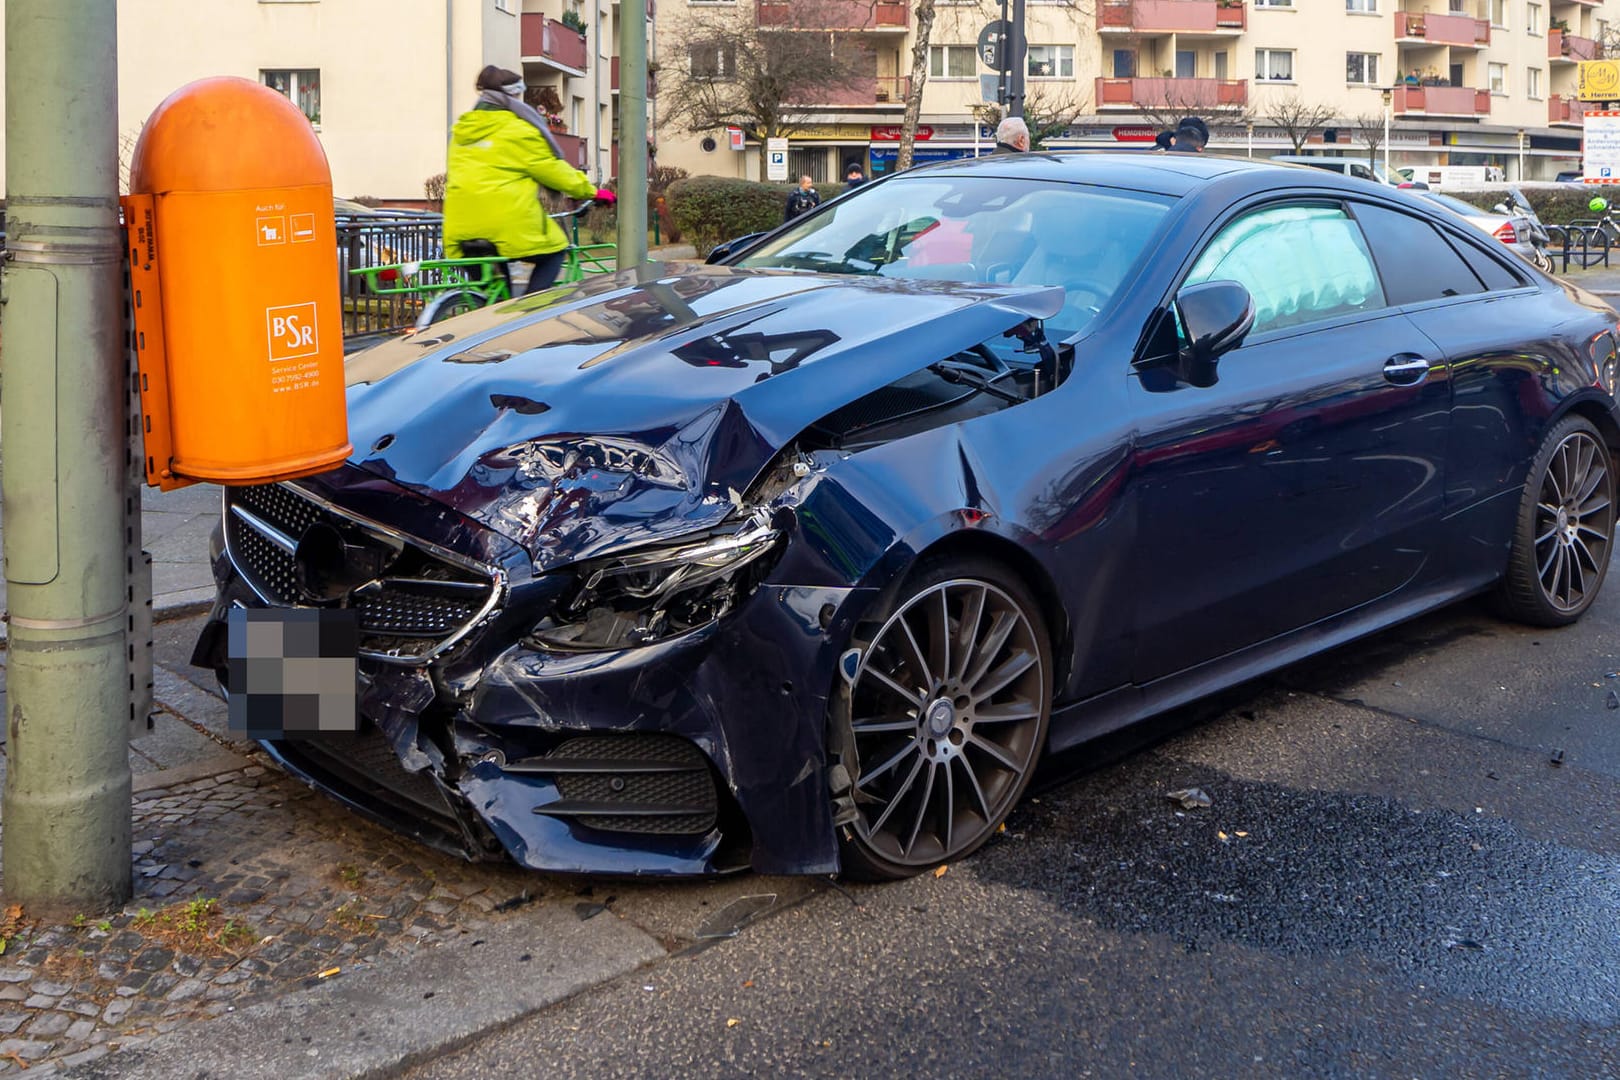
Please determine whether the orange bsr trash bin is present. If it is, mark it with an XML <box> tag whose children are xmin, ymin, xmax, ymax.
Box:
<box><xmin>125</xmin><ymin>76</ymin><xmax>351</xmax><ymax>488</ymax></box>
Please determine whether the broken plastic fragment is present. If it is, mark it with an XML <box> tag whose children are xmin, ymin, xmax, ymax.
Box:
<box><xmin>1166</xmin><ymin>788</ymin><xmax>1212</xmax><ymax>810</ymax></box>
<box><xmin>696</xmin><ymin>894</ymin><xmax>777</xmax><ymax>940</ymax></box>
<box><xmin>934</xmin><ymin>865</ymin><xmax>949</xmax><ymax>878</ymax></box>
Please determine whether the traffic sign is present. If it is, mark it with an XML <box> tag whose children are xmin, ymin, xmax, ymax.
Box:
<box><xmin>766</xmin><ymin>137</ymin><xmax>789</xmax><ymax>181</ymax></box>
<box><xmin>977</xmin><ymin>20</ymin><xmax>1012</xmax><ymax>72</ymax></box>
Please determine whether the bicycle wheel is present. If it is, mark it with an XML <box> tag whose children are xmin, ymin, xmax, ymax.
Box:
<box><xmin>414</xmin><ymin>288</ymin><xmax>488</xmax><ymax>330</ymax></box>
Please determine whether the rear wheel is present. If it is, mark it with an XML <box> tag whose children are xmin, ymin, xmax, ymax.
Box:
<box><xmin>1497</xmin><ymin>415</ymin><xmax>1616</xmax><ymax>626</ymax></box>
<box><xmin>835</xmin><ymin>556</ymin><xmax>1051</xmax><ymax>881</ymax></box>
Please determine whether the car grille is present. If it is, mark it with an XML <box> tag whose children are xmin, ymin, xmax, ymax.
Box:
<box><xmin>224</xmin><ymin>483</ymin><xmax>501</xmax><ymax>663</ymax></box>
<box><xmin>523</xmin><ymin>734</ymin><xmax>719</xmax><ymax>835</ymax></box>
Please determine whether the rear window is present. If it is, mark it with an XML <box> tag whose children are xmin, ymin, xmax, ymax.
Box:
<box><xmin>735</xmin><ymin>177</ymin><xmax>1176</xmax><ymax>340</ymax></box>
<box><xmin>1353</xmin><ymin>203</ymin><xmax>1486</xmax><ymax>306</ymax></box>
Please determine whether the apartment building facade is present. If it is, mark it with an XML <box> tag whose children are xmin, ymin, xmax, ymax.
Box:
<box><xmin>0</xmin><ymin>0</ymin><xmax>630</xmax><ymax>200</ymax></box>
<box><xmin>658</xmin><ymin>0</ymin><xmax>1620</xmax><ymax>182</ymax></box>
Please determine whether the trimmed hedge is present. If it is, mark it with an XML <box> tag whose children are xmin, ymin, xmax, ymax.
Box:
<box><xmin>667</xmin><ymin>176</ymin><xmax>847</xmax><ymax>258</ymax></box>
<box><xmin>1440</xmin><ymin>184</ymin><xmax>1604</xmax><ymax>227</ymax></box>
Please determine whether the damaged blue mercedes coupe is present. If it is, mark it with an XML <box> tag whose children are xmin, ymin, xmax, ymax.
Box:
<box><xmin>194</xmin><ymin>153</ymin><xmax>1620</xmax><ymax>879</ymax></box>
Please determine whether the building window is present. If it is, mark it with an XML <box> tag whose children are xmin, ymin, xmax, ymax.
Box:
<box><xmin>1489</xmin><ymin>62</ymin><xmax>1508</xmax><ymax>94</ymax></box>
<box><xmin>1255</xmin><ymin>48</ymin><xmax>1295</xmax><ymax>81</ymax></box>
<box><xmin>1528</xmin><ymin>66</ymin><xmax>1542</xmax><ymax>98</ymax></box>
<box><xmin>1027</xmin><ymin>45</ymin><xmax>1074</xmax><ymax>79</ymax></box>
<box><xmin>688</xmin><ymin>43</ymin><xmax>735</xmax><ymax>78</ymax></box>
<box><xmin>261</xmin><ymin>69</ymin><xmax>320</xmax><ymax>124</ymax></box>
<box><xmin>1346</xmin><ymin>52</ymin><xmax>1380</xmax><ymax>85</ymax></box>
<box><xmin>1254</xmin><ymin>0</ymin><xmax>1293</xmax><ymax>7</ymax></box>
<box><xmin>494</xmin><ymin>0</ymin><xmax>515</xmax><ymax>12</ymax></box>
<box><xmin>1527</xmin><ymin>3</ymin><xmax>1542</xmax><ymax>35</ymax></box>
<box><xmin>1489</xmin><ymin>0</ymin><xmax>1507</xmax><ymax>27</ymax></box>
<box><xmin>1346</xmin><ymin>0</ymin><xmax>1377</xmax><ymax>12</ymax></box>
<box><xmin>1112</xmin><ymin>49</ymin><xmax>1136</xmax><ymax>78</ymax></box>
<box><xmin>928</xmin><ymin>45</ymin><xmax>977</xmax><ymax>78</ymax></box>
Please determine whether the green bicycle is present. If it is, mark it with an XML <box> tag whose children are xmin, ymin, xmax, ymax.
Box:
<box><xmin>349</xmin><ymin>200</ymin><xmax>616</xmax><ymax>331</ymax></box>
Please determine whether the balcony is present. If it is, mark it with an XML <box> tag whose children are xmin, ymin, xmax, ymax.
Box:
<box><xmin>521</xmin><ymin>14</ymin><xmax>588</xmax><ymax>75</ymax></box>
<box><xmin>1549</xmin><ymin>93</ymin><xmax>1589</xmax><ymax>127</ymax></box>
<box><xmin>1098</xmin><ymin>0</ymin><xmax>1246</xmax><ymax>35</ymax></box>
<box><xmin>1390</xmin><ymin>84</ymin><xmax>1491</xmax><ymax>118</ymax></box>
<box><xmin>610</xmin><ymin>56</ymin><xmax>657</xmax><ymax>96</ymax></box>
<box><xmin>1094</xmin><ymin>76</ymin><xmax>1248</xmax><ymax>110</ymax></box>
<box><xmin>1393</xmin><ymin>12</ymin><xmax>1490</xmax><ymax>49</ymax></box>
<box><xmin>552</xmin><ymin>132</ymin><xmax>589</xmax><ymax>169</ymax></box>
<box><xmin>791</xmin><ymin>75</ymin><xmax>911</xmax><ymax>107</ymax></box>
<box><xmin>1549</xmin><ymin>28</ymin><xmax>1602</xmax><ymax>63</ymax></box>
<box><xmin>756</xmin><ymin>0</ymin><xmax>907</xmax><ymax>30</ymax></box>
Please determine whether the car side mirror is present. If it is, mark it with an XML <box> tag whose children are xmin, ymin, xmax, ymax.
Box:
<box><xmin>706</xmin><ymin>231</ymin><xmax>769</xmax><ymax>265</ymax></box>
<box><xmin>1493</xmin><ymin>203</ymin><xmax>1509</xmax><ymax>215</ymax></box>
<box><xmin>1174</xmin><ymin>280</ymin><xmax>1255</xmax><ymax>388</ymax></box>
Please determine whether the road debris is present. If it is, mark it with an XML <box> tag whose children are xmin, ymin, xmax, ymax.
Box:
<box><xmin>934</xmin><ymin>865</ymin><xmax>949</xmax><ymax>878</ymax></box>
<box><xmin>1551</xmin><ymin>748</ymin><xmax>1565</xmax><ymax>768</ymax></box>
<box><xmin>1166</xmin><ymin>788</ymin><xmax>1213</xmax><ymax>810</ymax></box>
<box><xmin>696</xmin><ymin>894</ymin><xmax>778</xmax><ymax>940</ymax></box>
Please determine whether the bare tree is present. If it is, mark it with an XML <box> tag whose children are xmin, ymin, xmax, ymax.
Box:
<box><xmin>1263</xmin><ymin>94</ymin><xmax>1338</xmax><ymax>153</ymax></box>
<box><xmin>971</xmin><ymin>84</ymin><xmax>1093</xmax><ymax>151</ymax></box>
<box><xmin>897</xmin><ymin>0</ymin><xmax>936</xmax><ymax>171</ymax></box>
<box><xmin>897</xmin><ymin>0</ymin><xmax>1096</xmax><ymax>163</ymax></box>
<box><xmin>658</xmin><ymin>3</ymin><xmax>866</xmax><ymax>178</ymax></box>
<box><xmin>1350</xmin><ymin>111</ymin><xmax>1387</xmax><ymax>169</ymax></box>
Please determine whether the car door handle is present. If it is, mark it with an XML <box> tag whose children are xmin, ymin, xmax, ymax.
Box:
<box><xmin>1382</xmin><ymin>354</ymin><xmax>1432</xmax><ymax>386</ymax></box>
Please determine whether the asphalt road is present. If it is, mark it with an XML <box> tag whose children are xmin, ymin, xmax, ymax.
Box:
<box><xmin>403</xmin><ymin>585</ymin><xmax>1620</xmax><ymax>1079</ymax></box>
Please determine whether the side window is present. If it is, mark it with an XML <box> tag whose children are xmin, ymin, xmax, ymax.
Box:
<box><xmin>1449</xmin><ymin>235</ymin><xmax>1527</xmax><ymax>292</ymax></box>
<box><xmin>1350</xmin><ymin>164</ymin><xmax>1376</xmax><ymax>181</ymax></box>
<box><xmin>1351</xmin><ymin>203</ymin><xmax>1487</xmax><ymax>304</ymax></box>
<box><xmin>1184</xmin><ymin>204</ymin><xmax>1386</xmax><ymax>334</ymax></box>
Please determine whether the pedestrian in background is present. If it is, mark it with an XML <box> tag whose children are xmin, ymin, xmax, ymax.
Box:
<box><xmin>785</xmin><ymin>175</ymin><xmax>821</xmax><ymax>222</ymax></box>
<box><xmin>845</xmin><ymin>162</ymin><xmax>868</xmax><ymax>189</ymax></box>
<box><xmin>1169</xmin><ymin>117</ymin><xmax>1209</xmax><ymax>153</ymax></box>
<box><xmin>992</xmin><ymin>117</ymin><xmax>1030</xmax><ymax>154</ymax></box>
<box><xmin>443</xmin><ymin>65</ymin><xmax>615</xmax><ymax>295</ymax></box>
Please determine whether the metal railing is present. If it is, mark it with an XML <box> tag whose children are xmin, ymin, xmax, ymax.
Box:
<box><xmin>1548</xmin><ymin>222</ymin><xmax>1614</xmax><ymax>273</ymax></box>
<box><xmin>337</xmin><ymin>212</ymin><xmax>445</xmax><ymax>341</ymax></box>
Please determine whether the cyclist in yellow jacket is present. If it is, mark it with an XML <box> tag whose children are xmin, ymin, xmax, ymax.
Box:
<box><xmin>444</xmin><ymin>66</ymin><xmax>616</xmax><ymax>294</ymax></box>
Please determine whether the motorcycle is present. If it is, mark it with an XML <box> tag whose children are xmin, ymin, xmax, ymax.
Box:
<box><xmin>1495</xmin><ymin>187</ymin><xmax>1554</xmax><ymax>273</ymax></box>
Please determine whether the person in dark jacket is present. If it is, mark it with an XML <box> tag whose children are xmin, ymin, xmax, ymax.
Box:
<box><xmin>784</xmin><ymin>176</ymin><xmax>820</xmax><ymax>222</ymax></box>
<box><xmin>1153</xmin><ymin>130</ymin><xmax>1176</xmax><ymax>152</ymax></box>
<box><xmin>1168</xmin><ymin>116</ymin><xmax>1209</xmax><ymax>153</ymax></box>
<box><xmin>443</xmin><ymin>66</ymin><xmax>614</xmax><ymax>294</ymax></box>
<box><xmin>991</xmin><ymin>117</ymin><xmax>1030</xmax><ymax>154</ymax></box>
<box><xmin>844</xmin><ymin>162</ymin><xmax>868</xmax><ymax>188</ymax></box>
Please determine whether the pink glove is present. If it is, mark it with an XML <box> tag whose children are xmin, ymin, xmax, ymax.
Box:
<box><xmin>593</xmin><ymin>189</ymin><xmax>618</xmax><ymax>207</ymax></box>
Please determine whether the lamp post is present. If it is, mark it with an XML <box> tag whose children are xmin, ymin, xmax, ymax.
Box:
<box><xmin>1517</xmin><ymin>128</ymin><xmax>1527</xmax><ymax>181</ymax></box>
<box><xmin>1381</xmin><ymin>86</ymin><xmax>1393</xmax><ymax>180</ymax></box>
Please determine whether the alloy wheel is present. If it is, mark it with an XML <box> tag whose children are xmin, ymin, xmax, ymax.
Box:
<box><xmin>1534</xmin><ymin>429</ymin><xmax>1613</xmax><ymax>614</ymax></box>
<box><xmin>847</xmin><ymin>577</ymin><xmax>1048</xmax><ymax>870</ymax></box>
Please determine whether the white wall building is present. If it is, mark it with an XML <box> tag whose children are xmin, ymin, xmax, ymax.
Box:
<box><xmin>0</xmin><ymin>0</ymin><xmax>630</xmax><ymax>201</ymax></box>
<box><xmin>657</xmin><ymin>0</ymin><xmax>1620</xmax><ymax>182</ymax></box>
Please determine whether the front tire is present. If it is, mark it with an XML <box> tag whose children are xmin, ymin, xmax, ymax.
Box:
<box><xmin>415</xmin><ymin>288</ymin><xmax>488</xmax><ymax>329</ymax></box>
<box><xmin>834</xmin><ymin>556</ymin><xmax>1052</xmax><ymax>881</ymax></box>
<box><xmin>1497</xmin><ymin>415</ymin><xmax>1616</xmax><ymax>626</ymax></box>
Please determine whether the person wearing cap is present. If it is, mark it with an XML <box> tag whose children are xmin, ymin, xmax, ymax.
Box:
<box><xmin>991</xmin><ymin>117</ymin><xmax>1031</xmax><ymax>154</ymax></box>
<box><xmin>1168</xmin><ymin>117</ymin><xmax>1208</xmax><ymax>153</ymax></box>
<box><xmin>845</xmin><ymin>162</ymin><xmax>868</xmax><ymax>189</ymax></box>
<box><xmin>443</xmin><ymin>65</ymin><xmax>616</xmax><ymax>294</ymax></box>
<box><xmin>1153</xmin><ymin>130</ymin><xmax>1176</xmax><ymax>152</ymax></box>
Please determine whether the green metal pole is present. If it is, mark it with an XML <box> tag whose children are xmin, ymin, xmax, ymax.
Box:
<box><xmin>617</xmin><ymin>0</ymin><xmax>649</xmax><ymax>268</ymax></box>
<box><xmin>2</xmin><ymin>0</ymin><xmax>132</xmax><ymax>914</ymax></box>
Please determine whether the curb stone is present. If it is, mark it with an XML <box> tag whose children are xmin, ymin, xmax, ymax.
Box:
<box><xmin>60</xmin><ymin>905</ymin><xmax>666</xmax><ymax>1080</ymax></box>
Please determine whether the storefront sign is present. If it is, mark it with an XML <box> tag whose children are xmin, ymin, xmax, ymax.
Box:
<box><xmin>1584</xmin><ymin>111</ymin><xmax>1620</xmax><ymax>183</ymax></box>
<box><xmin>1580</xmin><ymin>60</ymin><xmax>1620</xmax><ymax>103</ymax></box>
<box><xmin>871</xmin><ymin>126</ymin><xmax>933</xmax><ymax>141</ymax></box>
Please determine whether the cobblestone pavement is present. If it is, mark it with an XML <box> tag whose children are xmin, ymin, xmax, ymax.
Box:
<box><xmin>0</xmin><ymin>757</ymin><xmax>563</xmax><ymax>1075</ymax></box>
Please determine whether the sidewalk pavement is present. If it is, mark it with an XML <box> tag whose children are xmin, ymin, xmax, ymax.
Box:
<box><xmin>0</xmin><ymin>479</ymin><xmax>820</xmax><ymax>1077</ymax></box>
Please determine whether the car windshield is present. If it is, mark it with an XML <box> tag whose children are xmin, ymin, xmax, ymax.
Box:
<box><xmin>734</xmin><ymin>176</ymin><xmax>1176</xmax><ymax>339</ymax></box>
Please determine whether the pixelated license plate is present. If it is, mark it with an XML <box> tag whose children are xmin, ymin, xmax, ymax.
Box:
<box><xmin>226</xmin><ymin>608</ymin><xmax>358</xmax><ymax>738</ymax></box>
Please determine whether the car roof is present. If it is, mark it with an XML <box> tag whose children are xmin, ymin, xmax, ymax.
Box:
<box><xmin>900</xmin><ymin>150</ymin><xmax>1327</xmax><ymax>198</ymax></box>
<box><xmin>1270</xmin><ymin>155</ymin><xmax>1374</xmax><ymax>166</ymax></box>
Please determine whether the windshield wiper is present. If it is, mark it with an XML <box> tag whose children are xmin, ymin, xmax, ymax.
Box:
<box><xmin>928</xmin><ymin>361</ymin><xmax>1026</xmax><ymax>404</ymax></box>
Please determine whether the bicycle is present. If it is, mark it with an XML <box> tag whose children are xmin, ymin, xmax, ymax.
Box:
<box><xmin>1550</xmin><ymin>195</ymin><xmax>1620</xmax><ymax>269</ymax></box>
<box><xmin>349</xmin><ymin>199</ymin><xmax>616</xmax><ymax>331</ymax></box>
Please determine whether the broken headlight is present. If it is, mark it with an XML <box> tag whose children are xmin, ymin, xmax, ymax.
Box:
<box><xmin>527</xmin><ymin>511</ymin><xmax>783</xmax><ymax>651</ymax></box>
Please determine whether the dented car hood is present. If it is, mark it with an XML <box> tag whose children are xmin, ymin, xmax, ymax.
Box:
<box><xmin>343</xmin><ymin>265</ymin><xmax>1061</xmax><ymax>569</ymax></box>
